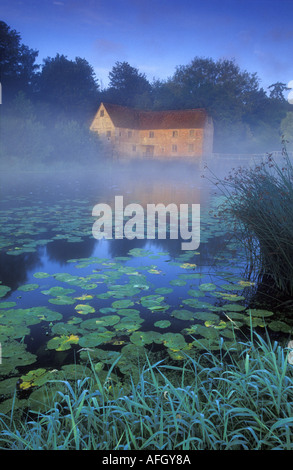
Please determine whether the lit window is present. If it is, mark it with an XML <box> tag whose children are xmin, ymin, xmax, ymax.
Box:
<box><xmin>172</xmin><ymin>130</ymin><xmax>178</xmax><ymax>138</ymax></box>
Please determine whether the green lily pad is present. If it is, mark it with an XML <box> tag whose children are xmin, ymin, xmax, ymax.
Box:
<box><xmin>0</xmin><ymin>285</ymin><xmax>11</xmax><ymax>298</ymax></box>
<box><xmin>111</xmin><ymin>299</ymin><xmax>134</xmax><ymax>309</ymax></box>
<box><xmin>154</xmin><ymin>320</ymin><xmax>171</xmax><ymax>329</ymax></box>
<box><xmin>198</xmin><ymin>283</ymin><xmax>217</xmax><ymax>291</ymax></box>
<box><xmin>155</xmin><ymin>287</ymin><xmax>173</xmax><ymax>295</ymax></box>
<box><xmin>33</xmin><ymin>272</ymin><xmax>51</xmax><ymax>279</ymax></box>
<box><xmin>0</xmin><ymin>301</ymin><xmax>17</xmax><ymax>309</ymax></box>
<box><xmin>95</xmin><ymin>315</ymin><xmax>120</xmax><ymax>327</ymax></box>
<box><xmin>75</xmin><ymin>304</ymin><xmax>95</xmax><ymax>315</ymax></box>
<box><xmin>169</xmin><ymin>279</ymin><xmax>186</xmax><ymax>286</ymax></box>
<box><xmin>79</xmin><ymin>330</ymin><xmax>115</xmax><ymax>348</ymax></box>
<box><xmin>161</xmin><ymin>332</ymin><xmax>188</xmax><ymax>351</ymax></box>
<box><xmin>246</xmin><ymin>309</ymin><xmax>274</xmax><ymax>317</ymax></box>
<box><xmin>49</xmin><ymin>296</ymin><xmax>76</xmax><ymax>305</ymax></box>
<box><xmin>130</xmin><ymin>330</ymin><xmax>162</xmax><ymax>347</ymax></box>
<box><xmin>171</xmin><ymin>309</ymin><xmax>195</xmax><ymax>321</ymax></box>
<box><xmin>47</xmin><ymin>334</ymin><xmax>79</xmax><ymax>351</ymax></box>
<box><xmin>18</xmin><ymin>283</ymin><xmax>39</xmax><ymax>292</ymax></box>
<box><xmin>42</xmin><ymin>286</ymin><xmax>75</xmax><ymax>296</ymax></box>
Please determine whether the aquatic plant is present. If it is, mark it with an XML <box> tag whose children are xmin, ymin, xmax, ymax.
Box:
<box><xmin>206</xmin><ymin>144</ymin><xmax>293</xmax><ymax>295</ymax></box>
<box><xmin>1</xmin><ymin>333</ymin><xmax>293</xmax><ymax>450</ymax></box>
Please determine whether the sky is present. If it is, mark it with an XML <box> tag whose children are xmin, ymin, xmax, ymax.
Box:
<box><xmin>1</xmin><ymin>0</ymin><xmax>293</xmax><ymax>94</ymax></box>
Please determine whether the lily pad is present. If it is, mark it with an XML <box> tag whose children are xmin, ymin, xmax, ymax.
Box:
<box><xmin>18</xmin><ymin>283</ymin><xmax>39</xmax><ymax>292</ymax></box>
<box><xmin>0</xmin><ymin>285</ymin><xmax>11</xmax><ymax>298</ymax></box>
<box><xmin>75</xmin><ymin>304</ymin><xmax>95</xmax><ymax>315</ymax></box>
<box><xmin>111</xmin><ymin>299</ymin><xmax>134</xmax><ymax>309</ymax></box>
<box><xmin>154</xmin><ymin>320</ymin><xmax>171</xmax><ymax>329</ymax></box>
<box><xmin>47</xmin><ymin>334</ymin><xmax>79</xmax><ymax>351</ymax></box>
<box><xmin>33</xmin><ymin>272</ymin><xmax>51</xmax><ymax>279</ymax></box>
<box><xmin>171</xmin><ymin>309</ymin><xmax>195</xmax><ymax>321</ymax></box>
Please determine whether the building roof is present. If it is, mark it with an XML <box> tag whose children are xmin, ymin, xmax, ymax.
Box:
<box><xmin>101</xmin><ymin>102</ymin><xmax>209</xmax><ymax>130</ymax></box>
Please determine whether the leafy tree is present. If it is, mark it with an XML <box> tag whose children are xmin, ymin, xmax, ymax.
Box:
<box><xmin>268</xmin><ymin>82</ymin><xmax>288</xmax><ymax>101</ymax></box>
<box><xmin>0</xmin><ymin>21</ymin><xmax>39</xmax><ymax>101</ymax></box>
<box><xmin>35</xmin><ymin>54</ymin><xmax>100</xmax><ymax>121</ymax></box>
<box><xmin>103</xmin><ymin>61</ymin><xmax>152</xmax><ymax>108</ymax></box>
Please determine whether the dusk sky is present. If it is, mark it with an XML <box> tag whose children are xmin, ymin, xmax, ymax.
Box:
<box><xmin>1</xmin><ymin>0</ymin><xmax>293</xmax><ymax>94</ymax></box>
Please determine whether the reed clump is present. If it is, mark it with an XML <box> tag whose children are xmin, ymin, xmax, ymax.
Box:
<box><xmin>1</xmin><ymin>333</ymin><xmax>293</xmax><ymax>450</ymax></box>
<box><xmin>209</xmin><ymin>145</ymin><xmax>293</xmax><ymax>296</ymax></box>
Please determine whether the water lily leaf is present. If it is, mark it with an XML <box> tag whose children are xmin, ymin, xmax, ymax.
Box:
<box><xmin>169</xmin><ymin>279</ymin><xmax>186</xmax><ymax>286</ymax></box>
<box><xmin>99</xmin><ymin>307</ymin><xmax>117</xmax><ymax>314</ymax></box>
<box><xmin>42</xmin><ymin>286</ymin><xmax>75</xmax><ymax>296</ymax></box>
<box><xmin>75</xmin><ymin>304</ymin><xmax>95</xmax><ymax>315</ymax></box>
<box><xmin>0</xmin><ymin>285</ymin><xmax>11</xmax><ymax>298</ymax></box>
<box><xmin>154</xmin><ymin>320</ymin><xmax>171</xmax><ymax>329</ymax></box>
<box><xmin>268</xmin><ymin>320</ymin><xmax>292</xmax><ymax>333</ymax></box>
<box><xmin>171</xmin><ymin>309</ymin><xmax>195</xmax><ymax>321</ymax></box>
<box><xmin>18</xmin><ymin>283</ymin><xmax>39</xmax><ymax>292</ymax></box>
<box><xmin>0</xmin><ymin>301</ymin><xmax>16</xmax><ymax>309</ymax></box>
<box><xmin>47</xmin><ymin>334</ymin><xmax>79</xmax><ymax>351</ymax></box>
<box><xmin>49</xmin><ymin>296</ymin><xmax>76</xmax><ymax>305</ymax></box>
<box><xmin>79</xmin><ymin>330</ymin><xmax>115</xmax><ymax>348</ymax></box>
<box><xmin>130</xmin><ymin>330</ymin><xmax>162</xmax><ymax>347</ymax></box>
<box><xmin>75</xmin><ymin>294</ymin><xmax>94</xmax><ymax>301</ymax></box>
<box><xmin>33</xmin><ymin>272</ymin><xmax>51</xmax><ymax>279</ymax></box>
<box><xmin>19</xmin><ymin>368</ymin><xmax>54</xmax><ymax>390</ymax></box>
<box><xmin>155</xmin><ymin>287</ymin><xmax>173</xmax><ymax>295</ymax></box>
<box><xmin>111</xmin><ymin>299</ymin><xmax>134</xmax><ymax>309</ymax></box>
<box><xmin>180</xmin><ymin>263</ymin><xmax>197</xmax><ymax>269</ymax></box>
<box><xmin>161</xmin><ymin>332</ymin><xmax>187</xmax><ymax>350</ymax></box>
<box><xmin>204</xmin><ymin>320</ymin><xmax>227</xmax><ymax>329</ymax></box>
<box><xmin>95</xmin><ymin>315</ymin><xmax>120</xmax><ymax>327</ymax></box>
<box><xmin>198</xmin><ymin>283</ymin><xmax>217</xmax><ymax>291</ymax></box>
<box><xmin>246</xmin><ymin>309</ymin><xmax>274</xmax><ymax>317</ymax></box>
<box><xmin>223</xmin><ymin>304</ymin><xmax>246</xmax><ymax>312</ymax></box>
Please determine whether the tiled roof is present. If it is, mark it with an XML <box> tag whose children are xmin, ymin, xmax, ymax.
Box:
<box><xmin>102</xmin><ymin>103</ymin><xmax>208</xmax><ymax>130</ymax></box>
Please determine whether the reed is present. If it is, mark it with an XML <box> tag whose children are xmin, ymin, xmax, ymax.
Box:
<box><xmin>1</xmin><ymin>332</ymin><xmax>293</xmax><ymax>450</ymax></box>
<box><xmin>207</xmin><ymin>143</ymin><xmax>293</xmax><ymax>295</ymax></box>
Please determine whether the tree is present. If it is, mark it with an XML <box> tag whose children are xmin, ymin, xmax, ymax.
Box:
<box><xmin>35</xmin><ymin>54</ymin><xmax>100</xmax><ymax>121</ymax></box>
<box><xmin>268</xmin><ymin>82</ymin><xmax>288</xmax><ymax>101</ymax></box>
<box><xmin>0</xmin><ymin>21</ymin><xmax>39</xmax><ymax>101</ymax></box>
<box><xmin>103</xmin><ymin>61</ymin><xmax>152</xmax><ymax>108</ymax></box>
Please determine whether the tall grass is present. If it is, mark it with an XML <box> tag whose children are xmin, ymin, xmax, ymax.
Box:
<box><xmin>1</xmin><ymin>332</ymin><xmax>293</xmax><ymax>450</ymax></box>
<box><xmin>206</xmin><ymin>144</ymin><xmax>293</xmax><ymax>295</ymax></box>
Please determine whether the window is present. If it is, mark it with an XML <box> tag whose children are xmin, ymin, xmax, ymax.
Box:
<box><xmin>172</xmin><ymin>144</ymin><xmax>177</xmax><ymax>153</ymax></box>
<box><xmin>128</xmin><ymin>131</ymin><xmax>132</xmax><ymax>138</ymax></box>
<box><xmin>172</xmin><ymin>130</ymin><xmax>178</xmax><ymax>138</ymax></box>
<box><xmin>189</xmin><ymin>130</ymin><xmax>195</xmax><ymax>137</ymax></box>
<box><xmin>132</xmin><ymin>145</ymin><xmax>136</xmax><ymax>152</ymax></box>
<box><xmin>106</xmin><ymin>131</ymin><xmax>111</xmax><ymax>138</ymax></box>
<box><xmin>188</xmin><ymin>144</ymin><xmax>194</xmax><ymax>152</ymax></box>
<box><xmin>100</xmin><ymin>110</ymin><xmax>104</xmax><ymax>117</ymax></box>
<box><xmin>149</xmin><ymin>131</ymin><xmax>154</xmax><ymax>138</ymax></box>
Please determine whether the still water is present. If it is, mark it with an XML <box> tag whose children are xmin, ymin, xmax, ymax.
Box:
<box><xmin>0</xmin><ymin>158</ymin><xmax>275</xmax><ymax>412</ymax></box>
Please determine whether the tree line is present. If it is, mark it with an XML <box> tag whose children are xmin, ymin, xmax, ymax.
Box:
<box><xmin>1</xmin><ymin>20</ymin><xmax>292</xmax><ymax>168</ymax></box>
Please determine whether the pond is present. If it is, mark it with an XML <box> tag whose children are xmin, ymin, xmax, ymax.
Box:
<box><xmin>0</xmin><ymin>158</ymin><xmax>286</xmax><ymax>413</ymax></box>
